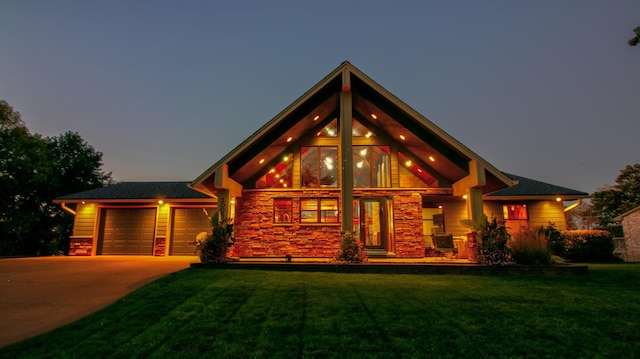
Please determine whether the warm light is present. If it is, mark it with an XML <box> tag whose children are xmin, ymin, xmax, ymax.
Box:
<box><xmin>326</xmin><ymin>129</ymin><xmax>336</xmax><ymax>136</ymax></box>
<box><xmin>370</xmin><ymin>113</ymin><xmax>377</xmax><ymax>120</ymax></box>
<box><xmin>270</xmin><ymin>168</ymin><xmax>275</xmax><ymax>173</ymax></box>
<box><xmin>286</xmin><ymin>136</ymin><xmax>293</xmax><ymax>143</ymax></box>
<box><xmin>365</xmin><ymin>131</ymin><xmax>373</xmax><ymax>138</ymax></box>
<box><xmin>283</xmin><ymin>156</ymin><xmax>289</xmax><ymax>162</ymax></box>
<box><xmin>399</xmin><ymin>134</ymin><xmax>406</xmax><ymax>141</ymax></box>
<box><xmin>428</xmin><ymin>156</ymin><xmax>435</xmax><ymax>162</ymax></box>
<box><xmin>231</xmin><ymin>198</ymin><xmax>236</xmax><ymax>204</ymax></box>
<box><xmin>438</xmin><ymin>205</ymin><xmax>442</xmax><ymax>209</ymax></box>
<box><xmin>556</xmin><ymin>197</ymin><xmax>562</xmax><ymax>202</ymax></box>
<box><xmin>81</xmin><ymin>201</ymin><xmax>86</xmax><ymax>204</ymax></box>
<box><xmin>463</xmin><ymin>194</ymin><xmax>468</xmax><ymax>200</ymax></box>
<box><xmin>259</xmin><ymin>158</ymin><xmax>265</xmax><ymax>164</ymax></box>
<box><xmin>283</xmin><ymin>183</ymin><xmax>288</xmax><ymax>187</ymax></box>
<box><xmin>313</xmin><ymin>115</ymin><xmax>320</xmax><ymax>121</ymax></box>
<box><xmin>356</xmin><ymin>160</ymin><xmax>364</xmax><ymax>168</ymax></box>
<box><xmin>359</xmin><ymin>148</ymin><xmax>367</xmax><ymax>156</ymax></box>
<box><xmin>316</xmin><ymin>131</ymin><xmax>322</xmax><ymax>137</ymax></box>
<box><xmin>405</xmin><ymin>160</ymin><xmax>412</xmax><ymax>167</ymax></box>
<box><xmin>158</xmin><ymin>200</ymin><xmax>164</xmax><ymax>205</ymax></box>
<box><xmin>417</xmin><ymin>168</ymin><xmax>423</xmax><ymax>173</ymax></box>
<box><xmin>275</xmin><ymin>174</ymin><xmax>280</xmax><ymax>178</ymax></box>
<box><xmin>279</xmin><ymin>179</ymin><xmax>284</xmax><ymax>183</ymax></box>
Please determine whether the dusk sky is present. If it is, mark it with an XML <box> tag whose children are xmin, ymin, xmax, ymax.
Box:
<box><xmin>2</xmin><ymin>1</ymin><xmax>638</xmax><ymax>195</ymax></box>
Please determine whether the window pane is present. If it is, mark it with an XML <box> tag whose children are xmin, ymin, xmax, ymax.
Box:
<box><xmin>314</xmin><ymin>118</ymin><xmax>337</xmax><ymax>137</ymax></box>
<box><xmin>256</xmin><ymin>153</ymin><xmax>293</xmax><ymax>188</ymax></box>
<box><xmin>301</xmin><ymin>199</ymin><xmax>318</xmax><ymax>223</ymax></box>
<box><xmin>320</xmin><ymin>147</ymin><xmax>337</xmax><ymax>187</ymax></box>
<box><xmin>503</xmin><ymin>205</ymin><xmax>528</xmax><ymax>220</ymax></box>
<box><xmin>321</xmin><ymin>199</ymin><xmax>338</xmax><ymax>223</ymax></box>
<box><xmin>372</xmin><ymin>146</ymin><xmax>390</xmax><ymax>187</ymax></box>
<box><xmin>274</xmin><ymin>199</ymin><xmax>292</xmax><ymax>223</ymax></box>
<box><xmin>352</xmin><ymin>119</ymin><xmax>376</xmax><ymax>137</ymax></box>
<box><xmin>353</xmin><ymin>146</ymin><xmax>370</xmax><ymax>188</ymax></box>
<box><xmin>301</xmin><ymin>147</ymin><xmax>319</xmax><ymax>187</ymax></box>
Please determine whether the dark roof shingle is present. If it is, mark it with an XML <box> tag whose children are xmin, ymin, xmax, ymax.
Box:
<box><xmin>56</xmin><ymin>182</ymin><xmax>213</xmax><ymax>200</ymax></box>
<box><xmin>487</xmin><ymin>173</ymin><xmax>588</xmax><ymax>198</ymax></box>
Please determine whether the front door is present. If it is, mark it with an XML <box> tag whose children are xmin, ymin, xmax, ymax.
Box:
<box><xmin>353</xmin><ymin>198</ymin><xmax>388</xmax><ymax>250</ymax></box>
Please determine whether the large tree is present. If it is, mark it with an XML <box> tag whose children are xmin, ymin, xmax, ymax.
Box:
<box><xmin>629</xmin><ymin>26</ymin><xmax>640</xmax><ymax>46</ymax></box>
<box><xmin>591</xmin><ymin>164</ymin><xmax>640</xmax><ymax>236</ymax></box>
<box><xmin>0</xmin><ymin>100</ymin><xmax>112</xmax><ymax>255</ymax></box>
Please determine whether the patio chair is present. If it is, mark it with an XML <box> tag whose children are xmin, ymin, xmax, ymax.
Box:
<box><xmin>432</xmin><ymin>234</ymin><xmax>457</xmax><ymax>259</ymax></box>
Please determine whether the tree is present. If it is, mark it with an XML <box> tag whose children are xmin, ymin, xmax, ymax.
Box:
<box><xmin>591</xmin><ymin>164</ymin><xmax>640</xmax><ymax>236</ymax></box>
<box><xmin>0</xmin><ymin>100</ymin><xmax>112</xmax><ymax>255</ymax></box>
<box><xmin>629</xmin><ymin>26</ymin><xmax>640</xmax><ymax>46</ymax></box>
<box><xmin>566</xmin><ymin>201</ymin><xmax>598</xmax><ymax>230</ymax></box>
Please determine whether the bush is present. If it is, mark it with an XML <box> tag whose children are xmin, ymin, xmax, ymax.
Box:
<box><xmin>334</xmin><ymin>232</ymin><xmax>367</xmax><ymax>263</ymax></box>
<box><xmin>562</xmin><ymin>230</ymin><xmax>616</xmax><ymax>262</ymax></box>
<box><xmin>195</xmin><ymin>211</ymin><xmax>235</xmax><ymax>263</ymax></box>
<box><xmin>541</xmin><ymin>223</ymin><xmax>566</xmax><ymax>257</ymax></box>
<box><xmin>475</xmin><ymin>217</ymin><xmax>513</xmax><ymax>266</ymax></box>
<box><xmin>509</xmin><ymin>227</ymin><xmax>551</xmax><ymax>265</ymax></box>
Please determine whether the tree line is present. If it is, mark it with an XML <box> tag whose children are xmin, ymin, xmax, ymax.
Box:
<box><xmin>1</xmin><ymin>100</ymin><xmax>112</xmax><ymax>255</ymax></box>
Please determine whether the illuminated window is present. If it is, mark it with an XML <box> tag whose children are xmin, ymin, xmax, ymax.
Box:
<box><xmin>398</xmin><ymin>151</ymin><xmax>438</xmax><ymax>187</ymax></box>
<box><xmin>274</xmin><ymin>199</ymin><xmax>293</xmax><ymax>224</ymax></box>
<box><xmin>255</xmin><ymin>153</ymin><xmax>293</xmax><ymax>188</ymax></box>
<box><xmin>301</xmin><ymin>198</ymin><xmax>339</xmax><ymax>223</ymax></box>
<box><xmin>301</xmin><ymin>147</ymin><xmax>338</xmax><ymax>188</ymax></box>
<box><xmin>503</xmin><ymin>204</ymin><xmax>528</xmax><ymax>233</ymax></box>
<box><xmin>353</xmin><ymin>145</ymin><xmax>390</xmax><ymax>188</ymax></box>
<box><xmin>314</xmin><ymin>119</ymin><xmax>338</xmax><ymax>137</ymax></box>
<box><xmin>352</xmin><ymin>119</ymin><xmax>376</xmax><ymax>137</ymax></box>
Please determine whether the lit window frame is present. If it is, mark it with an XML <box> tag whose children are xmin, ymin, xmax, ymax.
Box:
<box><xmin>300</xmin><ymin>198</ymin><xmax>339</xmax><ymax>224</ymax></box>
<box><xmin>274</xmin><ymin>198</ymin><xmax>293</xmax><ymax>224</ymax></box>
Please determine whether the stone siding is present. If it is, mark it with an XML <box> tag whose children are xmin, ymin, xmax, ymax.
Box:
<box><xmin>233</xmin><ymin>189</ymin><xmax>426</xmax><ymax>258</ymax></box>
<box><xmin>621</xmin><ymin>210</ymin><xmax>640</xmax><ymax>262</ymax></box>
<box><xmin>68</xmin><ymin>237</ymin><xmax>93</xmax><ymax>256</ymax></box>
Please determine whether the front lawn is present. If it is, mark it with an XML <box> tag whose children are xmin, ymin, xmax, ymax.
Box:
<box><xmin>2</xmin><ymin>264</ymin><xmax>639</xmax><ymax>358</ymax></box>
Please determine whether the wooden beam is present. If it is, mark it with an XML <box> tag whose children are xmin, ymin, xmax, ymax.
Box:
<box><xmin>341</xmin><ymin>69</ymin><xmax>354</xmax><ymax>232</ymax></box>
<box><xmin>453</xmin><ymin>160</ymin><xmax>486</xmax><ymax>196</ymax></box>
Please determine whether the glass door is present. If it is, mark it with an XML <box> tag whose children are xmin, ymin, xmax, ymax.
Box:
<box><xmin>353</xmin><ymin>198</ymin><xmax>386</xmax><ymax>249</ymax></box>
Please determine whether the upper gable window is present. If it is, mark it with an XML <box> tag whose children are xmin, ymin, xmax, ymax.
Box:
<box><xmin>353</xmin><ymin>146</ymin><xmax>390</xmax><ymax>188</ymax></box>
<box><xmin>255</xmin><ymin>153</ymin><xmax>293</xmax><ymax>189</ymax></box>
<box><xmin>314</xmin><ymin>119</ymin><xmax>338</xmax><ymax>138</ymax></box>
<box><xmin>352</xmin><ymin>119</ymin><xmax>376</xmax><ymax>138</ymax></box>
<box><xmin>301</xmin><ymin>146</ymin><xmax>338</xmax><ymax>188</ymax></box>
<box><xmin>398</xmin><ymin>151</ymin><xmax>438</xmax><ymax>188</ymax></box>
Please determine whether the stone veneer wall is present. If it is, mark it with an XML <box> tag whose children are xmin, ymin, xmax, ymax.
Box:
<box><xmin>233</xmin><ymin>189</ymin><xmax>426</xmax><ymax>258</ymax></box>
<box><xmin>621</xmin><ymin>210</ymin><xmax>640</xmax><ymax>262</ymax></box>
<box><xmin>68</xmin><ymin>237</ymin><xmax>93</xmax><ymax>256</ymax></box>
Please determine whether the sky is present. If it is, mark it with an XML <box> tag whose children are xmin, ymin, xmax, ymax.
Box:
<box><xmin>1</xmin><ymin>0</ymin><xmax>639</xmax><ymax>195</ymax></box>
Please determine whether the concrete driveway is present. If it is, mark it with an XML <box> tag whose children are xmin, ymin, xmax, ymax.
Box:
<box><xmin>0</xmin><ymin>256</ymin><xmax>195</xmax><ymax>348</ymax></box>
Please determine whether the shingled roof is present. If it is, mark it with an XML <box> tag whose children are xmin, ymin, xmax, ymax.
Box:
<box><xmin>56</xmin><ymin>182</ymin><xmax>213</xmax><ymax>201</ymax></box>
<box><xmin>486</xmin><ymin>173</ymin><xmax>589</xmax><ymax>199</ymax></box>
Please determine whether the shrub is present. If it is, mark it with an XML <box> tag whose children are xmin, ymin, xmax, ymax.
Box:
<box><xmin>334</xmin><ymin>232</ymin><xmax>367</xmax><ymax>263</ymax></box>
<box><xmin>475</xmin><ymin>217</ymin><xmax>513</xmax><ymax>266</ymax></box>
<box><xmin>509</xmin><ymin>227</ymin><xmax>551</xmax><ymax>265</ymax></box>
<box><xmin>541</xmin><ymin>223</ymin><xmax>566</xmax><ymax>257</ymax></box>
<box><xmin>195</xmin><ymin>211</ymin><xmax>235</xmax><ymax>263</ymax></box>
<box><xmin>562</xmin><ymin>230</ymin><xmax>616</xmax><ymax>262</ymax></box>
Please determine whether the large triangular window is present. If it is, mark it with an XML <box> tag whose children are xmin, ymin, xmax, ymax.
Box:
<box><xmin>314</xmin><ymin>119</ymin><xmax>338</xmax><ymax>137</ymax></box>
<box><xmin>352</xmin><ymin>119</ymin><xmax>376</xmax><ymax>138</ymax></box>
<box><xmin>398</xmin><ymin>151</ymin><xmax>438</xmax><ymax>188</ymax></box>
<box><xmin>255</xmin><ymin>152</ymin><xmax>293</xmax><ymax>189</ymax></box>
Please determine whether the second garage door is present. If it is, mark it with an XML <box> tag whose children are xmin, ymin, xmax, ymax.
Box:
<box><xmin>170</xmin><ymin>207</ymin><xmax>215</xmax><ymax>255</ymax></box>
<box><xmin>98</xmin><ymin>208</ymin><xmax>156</xmax><ymax>255</ymax></box>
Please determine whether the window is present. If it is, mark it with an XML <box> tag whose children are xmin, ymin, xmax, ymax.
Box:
<box><xmin>274</xmin><ymin>199</ymin><xmax>293</xmax><ymax>224</ymax></box>
<box><xmin>398</xmin><ymin>151</ymin><xmax>438</xmax><ymax>188</ymax></box>
<box><xmin>314</xmin><ymin>119</ymin><xmax>338</xmax><ymax>137</ymax></box>
<box><xmin>352</xmin><ymin>119</ymin><xmax>376</xmax><ymax>137</ymax></box>
<box><xmin>353</xmin><ymin>145</ymin><xmax>390</xmax><ymax>188</ymax></box>
<box><xmin>301</xmin><ymin>198</ymin><xmax>338</xmax><ymax>223</ymax></box>
<box><xmin>301</xmin><ymin>146</ymin><xmax>338</xmax><ymax>188</ymax></box>
<box><xmin>503</xmin><ymin>204</ymin><xmax>528</xmax><ymax>233</ymax></box>
<box><xmin>255</xmin><ymin>153</ymin><xmax>293</xmax><ymax>188</ymax></box>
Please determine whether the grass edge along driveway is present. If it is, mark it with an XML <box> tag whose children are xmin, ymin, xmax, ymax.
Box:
<box><xmin>2</xmin><ymin>264</ymin><xmax>639</xmax><ymax>358</ymax></box>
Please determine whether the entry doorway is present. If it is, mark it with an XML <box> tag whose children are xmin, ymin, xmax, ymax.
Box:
<box><xmin>353</xmin><ymin>197</ymin><xmax>393</xmax><ymax>252</ymax></box>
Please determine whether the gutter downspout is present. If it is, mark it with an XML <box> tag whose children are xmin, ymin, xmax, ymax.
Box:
<box><xmin>60</xmin><ymin>202</ymin><xmax>76</xmax><ymax>216</ymax></box>
<box><xmin>563</xmin><ymin>198</ymin><xmax>582</xmax><ymax>213</ymax></box>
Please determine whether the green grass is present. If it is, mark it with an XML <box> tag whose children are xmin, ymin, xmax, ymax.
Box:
<box><xmin>2</xmin><ymin>264</ymin><xmax>640</xmax><ymax>358</ymax></box>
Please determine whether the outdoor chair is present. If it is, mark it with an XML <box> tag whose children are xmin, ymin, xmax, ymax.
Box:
<box><xmin>432</xmin><ymin>234</ymin><xmax>457</xmax><ymax>259</ymax></box>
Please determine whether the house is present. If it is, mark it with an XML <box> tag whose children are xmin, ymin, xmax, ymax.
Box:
<box><xmin>613</xmin><ymin>207</ymin><xmax>640</xmax><ymax>262</ymax></box>
<box><xmin>56</xmin><ymin>62</ymin><xmax>588</xmax><ymax>258</ymax></box>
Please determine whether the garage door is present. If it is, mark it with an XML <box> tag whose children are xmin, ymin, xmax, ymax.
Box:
<box><xmin>170</xmin><ymin>207</ymin><xmax>215</xmax><ymax>255</ymax></box>
<box><xmin>98</xmin><ymin>208</ymin><xmax>156</xmax><ymax>255</ymax></box>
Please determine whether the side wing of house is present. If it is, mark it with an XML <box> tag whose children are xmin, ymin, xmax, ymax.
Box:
<box><xmin>55</xmin><ymin>182</ymin><xmax>217</xmax><ymax>256</ymax></box>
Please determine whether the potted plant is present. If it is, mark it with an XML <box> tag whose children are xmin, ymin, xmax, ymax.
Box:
<box><xmin>194</xmin><ymin>211</ymin><xmax>235</xmax><ymax>263</ymax></box>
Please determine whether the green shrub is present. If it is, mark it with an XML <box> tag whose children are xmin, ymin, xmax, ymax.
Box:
<box><xmin>334</xmin><ymin>232</ymin><xmax>367</xmax><ymax>263</ymax></box>
<box><xmin>195</xmin><ymin>211</ymin><xmax>235</xmax><ymax>263</ymax></box>
<box><xmin>509</xmin><ymin>227</ymin><xmax>551</xmax><ymax>265</ymax></box>
<box><xmin>475</xmin><ymin>217</ymin><xmax>513</xmax><ymax>266</ymax></box>
<box><xmin>561</xmin><ymin>230</ymin><xmax>616</xmax><ymax>262</ymax></box>
<box><xmin>541</xmin><ymin>223</ymin><xmax>566</xmax><ymax>257</ymax></box>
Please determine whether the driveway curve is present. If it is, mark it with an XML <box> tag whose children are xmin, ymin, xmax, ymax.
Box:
<box><xmin>0</xmin><ymin>256</ymin><xmax>195</xmax><ymax>347</ymax></box>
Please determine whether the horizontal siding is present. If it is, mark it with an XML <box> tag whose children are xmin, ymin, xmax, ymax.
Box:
<box><xmin>444</xmin><ymin>202</ymin><xmax>468</xmax><ymax>236</ymax></box>
<box><xmin>73</xmin><ymin>203</ymin><xmax>97</xmax><ymax>237</ymax></box>
<box><xmin>156</xmin><ymin>203</ymin><xmax>170</xmax><ymax>238</ymax></box>
<box><xmin>527</xmin><ymin>201</ymin><xmax>567</xmax><ymax>230</ymax></box>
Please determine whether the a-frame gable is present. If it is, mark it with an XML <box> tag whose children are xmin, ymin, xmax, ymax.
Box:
<box><xmin>191</xmin><ymin>61</ymin><xmax>514</xmax><ymax>196</ymax></box>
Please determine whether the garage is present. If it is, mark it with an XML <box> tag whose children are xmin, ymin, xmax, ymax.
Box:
<box><xmin>98</xmin><ymin>208</ymin><xmax>157</xmax><ymax>255</ymax></box>
<box><xmin>170</xmin><ymin>207</ymin><xmax>215</xmax><ymax>255</ymax></box>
